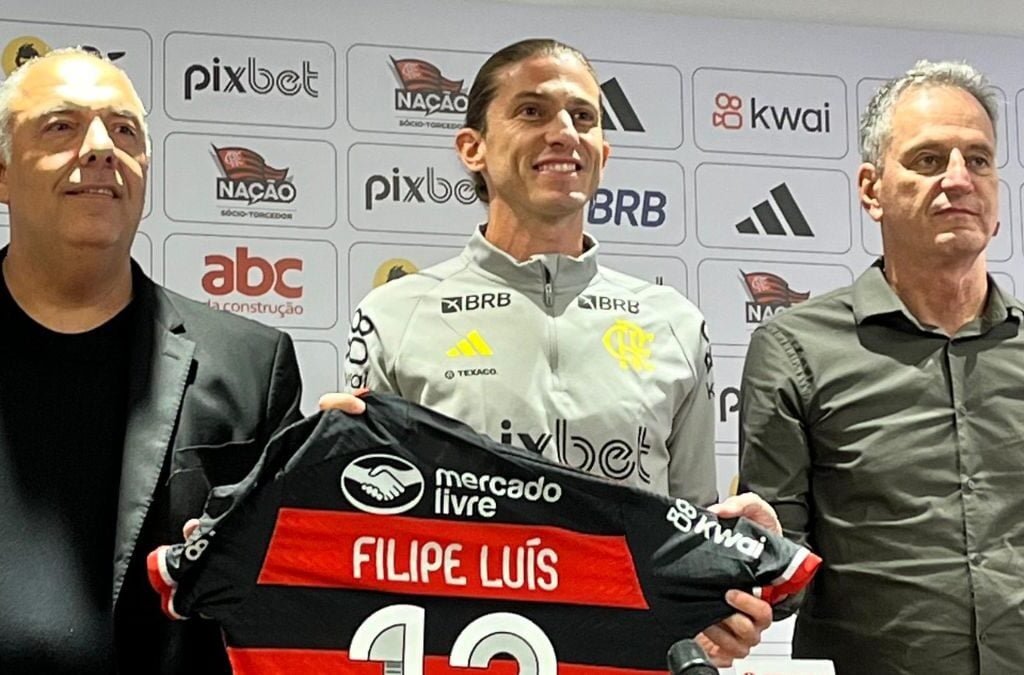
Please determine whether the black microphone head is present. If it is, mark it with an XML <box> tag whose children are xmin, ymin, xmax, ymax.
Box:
<box><xmin>667</xmin><ymin>639</ymin><xmax>718</xmax><ymax>674</ymax></box>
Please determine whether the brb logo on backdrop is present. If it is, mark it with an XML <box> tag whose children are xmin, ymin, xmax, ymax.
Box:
<box><xmin>712</xmin><ymin>91</ymin><xmax>831</xmax><ymax>134</ymax></box>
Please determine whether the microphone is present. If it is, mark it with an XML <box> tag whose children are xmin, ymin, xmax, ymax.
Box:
<box><xmin>667</xmin><ymin>639</ymin><xmax>718</xmax><ymax>674</ymax></box>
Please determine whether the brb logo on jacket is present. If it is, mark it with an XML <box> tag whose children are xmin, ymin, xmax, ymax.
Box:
<box><xmin>341</xmin><ymin>454</ymin><xmax>425</xmax><ymax>515</ymax></box>
<box><xmin>577</xmin><ymin>295</ymin><xmax>640</xmax><ymax>314</ymax></box>
<box><xmin>441</xmin><ymin>293</ymin><xmax>511</xmax><ymax>314</ymax></box>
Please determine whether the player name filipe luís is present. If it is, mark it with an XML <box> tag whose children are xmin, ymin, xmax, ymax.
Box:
<box><xmin>352</xmin><ymin>535</ymin><xmax>559</xmax><ymax>591</ymax></box>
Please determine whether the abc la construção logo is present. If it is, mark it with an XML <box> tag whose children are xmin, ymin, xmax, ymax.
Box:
<box><xmin>341</xmin><ymin>453</ymin><xmax>424</xmax><ymax>515</ymax></box>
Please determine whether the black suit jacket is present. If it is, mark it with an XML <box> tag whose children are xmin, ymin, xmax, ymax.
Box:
<box><xmin>112</xmin><ymin>269</ymin><xmax>303</xmax><ymax>674</ymax></box>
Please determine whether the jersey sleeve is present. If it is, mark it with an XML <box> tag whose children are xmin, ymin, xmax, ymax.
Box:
<box><xmin>666</xmin><ymin>306</ymin><xmax>718</xmax><ymax>506</ymax></box>
<box><xmin>738</xmin><ymin>324</ymin><xmax>813</xmax><ymax>549</ymax></box>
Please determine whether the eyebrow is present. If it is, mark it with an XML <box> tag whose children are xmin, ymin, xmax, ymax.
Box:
<box><xmin>508</xmin><ymin>91</ymin><xmax>599</xmax><ymax>110</ymax></box>
<box><xmin>38</xmin><ymin>103</ymin><xmax>143</xmax><ymax>124</ymax></box>
<box><xmin>902</xmin><ymin>140</ymin><xmax>995</xmax><ymax>156</ymax></box>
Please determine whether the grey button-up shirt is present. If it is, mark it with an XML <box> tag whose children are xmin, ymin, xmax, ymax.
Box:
<box><xmin>740</xmin><ymin>262</ymin><xmax>1024</xmax><ymax>675</ymax></box>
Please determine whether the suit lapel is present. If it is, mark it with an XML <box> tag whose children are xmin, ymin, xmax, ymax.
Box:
<box><xmin>113</xmin><ymin>277</ymin><xmax>195</xmax><ymax>606</ymax></box>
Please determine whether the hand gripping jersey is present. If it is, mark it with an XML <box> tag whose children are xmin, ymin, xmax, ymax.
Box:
<box><xmin>344</xmin><ymin>227</ymin><xmax>716</xmax><ymax>504</ymax></box>
<box><xmin>149</xmin><ymin>394</ymin><xmax>819</xmax><ymax>675</ymax></box>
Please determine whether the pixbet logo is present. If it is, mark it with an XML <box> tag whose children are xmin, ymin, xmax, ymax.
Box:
<box><xmin>712</xmin><ymin>91</ymin><xmax>831</xmax><ymax>133</ymax></box>
<box><xmin>364</xmin><ymin>168</ymin><xmax>477</xmax><ymax>210</ymax></box>
<box><xmin>588</xmin><ymin>188</ymin><xmax>667</xmax><ymax>228</ymax></box>
<box><xmin>184</xmin><ymin>57</ymin><xmax>319</xmax><ymax>100</ymax></box>
<box><xmin>500</xmin><ymin>419</ymin><xmax>652</xmax><ymax>483</ymax></box>
<box><xmin>202</xmin><ymin>247</ymin><xmax>303</xmax><ymax>298</ymax></box>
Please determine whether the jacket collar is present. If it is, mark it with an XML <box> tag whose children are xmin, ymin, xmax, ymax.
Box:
<box><xmin>462</xmin><ymin>224</ymin><xmax>600</xmax><ymax>292</ymax></box>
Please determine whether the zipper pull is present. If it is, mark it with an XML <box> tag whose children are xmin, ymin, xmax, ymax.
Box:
<box><xmin>543</xmin><ymin>267</ymin><xmax>554</xmax><ymax>307</ymax></box>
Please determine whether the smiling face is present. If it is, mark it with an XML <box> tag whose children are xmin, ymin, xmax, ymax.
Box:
<box><xmin>0</xmin><ymin>52</ymin><xmax>148</xmax><ymax>256</ymax></box>
<box><xmin>860</xmin><ymin>85</ymin><xmax>998</xmax><ymax>265</ymax></box>
<box><xmin>456</xmin><ymin>53</ymin><xmax>610</xmax><ymax>227</ymax></box>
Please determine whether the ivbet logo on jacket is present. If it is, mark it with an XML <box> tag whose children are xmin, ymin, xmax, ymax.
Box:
<box><xmin>163</xmin><ymin>235</ymin><xmax>338</xmax><ymax>329</ymax></box>
<box><xmin>693</xmin><ymin>68</ymin><xmax>847</xmax><ymax>158</ymax></box>
<box><xmin>164</xmin><ymin>32</ymin><xmax>336</xmax><ymax>128</ymax></box>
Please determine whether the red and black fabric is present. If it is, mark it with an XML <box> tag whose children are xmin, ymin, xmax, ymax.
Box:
<box><xmin>149</xmin><ymin>393</ymin><xmax>819</xmax><ymax>674</ymax></box>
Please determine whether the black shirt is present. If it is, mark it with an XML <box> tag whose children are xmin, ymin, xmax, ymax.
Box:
<box><xmin>0</xmin><ymin>261</ymin><xmax>134</xmax><ymax>674</ymax></box>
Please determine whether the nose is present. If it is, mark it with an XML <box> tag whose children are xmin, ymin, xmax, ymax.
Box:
<box><xmin>79</xmin><ymin>117</ymin><xmax>115</xmax><ymax>166</ymax></box>
<box><xmin>545</xmin><ymin>109</ymin><xmax>580</xmax><ymax>147</ymax></box>
<box><xmin>941</xmin><ymin>148</ymin><xmax>974</xmax><ymax>193</ymax></box>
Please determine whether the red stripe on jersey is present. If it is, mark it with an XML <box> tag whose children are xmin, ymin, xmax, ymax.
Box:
<box><xmin>228</xmin><ymin>648</ymin><xmax>665</xmax><ymax>675</ymax></box>
<box><xmin>258</xmin><ymin>509</ymin><xmax>649</xmax><ymax>609</ymax></box>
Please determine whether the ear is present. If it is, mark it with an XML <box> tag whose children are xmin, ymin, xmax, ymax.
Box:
<box><xmin>455</xmin><ymin>127</ymin><xmax>485</xmax><ymax>173</ymax></box>
<box><xmin>600</xmin><ymin>139</ymin><xmax>610</xmax><ymax>169</ymax></box>
<box><xmin>858</xmin><ymin>162</ymin><xmax>883</xmax><ymax>224</ymax></box>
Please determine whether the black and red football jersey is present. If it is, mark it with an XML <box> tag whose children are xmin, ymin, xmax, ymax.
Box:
<box><xmin>149</xmin><ymin>393</ymin><xmax>818</xmax><ymax>674</ymax></box>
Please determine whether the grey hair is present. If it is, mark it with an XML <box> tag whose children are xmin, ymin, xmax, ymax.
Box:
<box><xmin>860</xmin><ymin>60</ymin><xmax>998</xmax><ymax>170</ymax></box>
<box><xmin>0</xmin><ymin>46</ymin><xmax>151</xmax><ymax>163</ymax></box>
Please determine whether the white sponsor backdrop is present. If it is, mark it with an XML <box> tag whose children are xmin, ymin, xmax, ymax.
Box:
<box><xmin>5</xmin><ymin>3</ymin><xmax>1024</xmax><ymax>664</ymax></box>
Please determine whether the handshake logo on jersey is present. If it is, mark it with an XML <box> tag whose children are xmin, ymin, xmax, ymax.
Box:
<box><xmin>340</xmin><ymin>453</ymin><xmax>563</xmax><ymax>520</ymax></box>
<box><xmin>341</xmin><ymin>454</ymin><xmax>425</xmax><ymax>515</ymax></box>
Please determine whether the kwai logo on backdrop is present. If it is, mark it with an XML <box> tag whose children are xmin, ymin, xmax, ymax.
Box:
<box><xmin>164</xmin><ymin>235</ymin><xmax>338</xmax><ymax>329</ymax></box>
<box><xmin>0</xmin><ymin>20</ymin><xmax>152</xmax><ymax>109</ymax></box>
<box><xmin>163</xmin><ymin>132</ymin><xmax>337</xmax><ymax>228</ymax></box>
<box><xmin>693</xmin><ymin>68</ymin><xmax>847</xmax><ymax>158</ymax></box>
<box><xmin>695</xmin><ymin>163</ymin><xmax>852</xmax><ymax>254</ymax></box>
<box><xmin>697</xmin><ymin>259</ymin><xmax>852</xmax><ymax>346</ymax></box>
<box><xmin>741</xmin><ymin>271</ymin><xmax>810</xmax><ymax>323</ymax></box>
<box><xmin>165</xmin><ymin>32</ymin><xmax>335</xmax><ymax>128</ymax></box>
<box><xmin>349</xmin><ymin>143</ymin><xmax>478</xmax><ymax>235</ymax></box>
<box><xmin>586</xmin><ymin>157</ymin><xmax>685</xmax><ymax>247</ymax></box>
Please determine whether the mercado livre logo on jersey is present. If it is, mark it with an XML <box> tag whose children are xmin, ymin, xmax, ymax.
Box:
<box><xmin>340</xmin><ymin>454</ymin><xmax>425</xmax><ymax>515</ymax></box>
